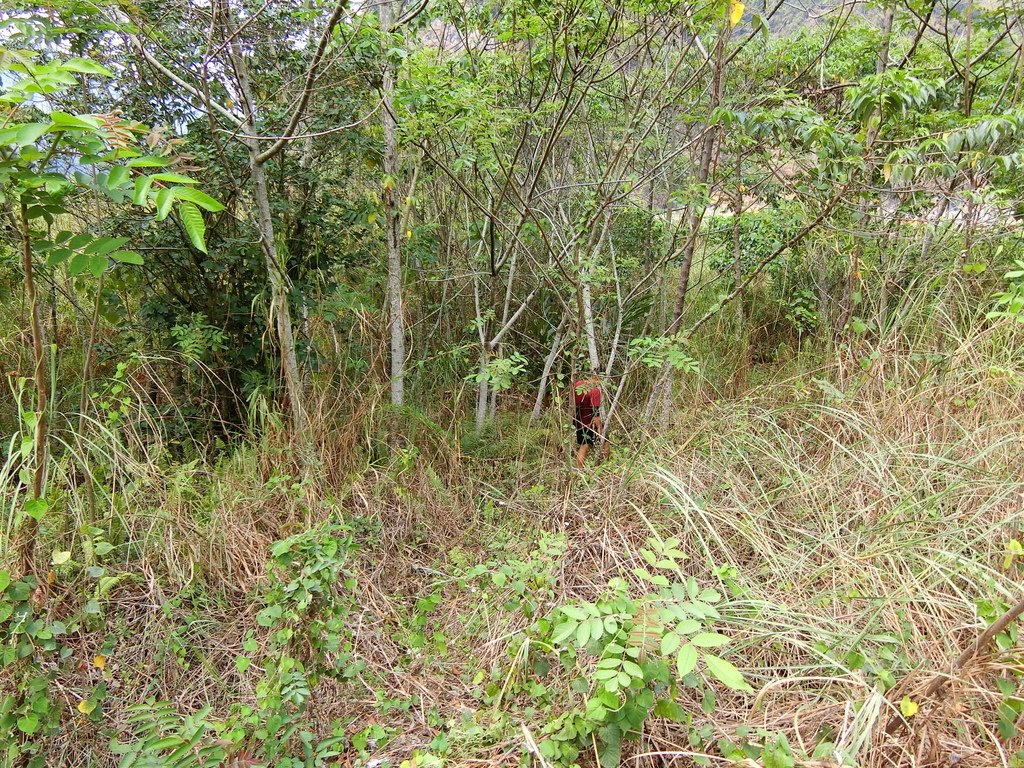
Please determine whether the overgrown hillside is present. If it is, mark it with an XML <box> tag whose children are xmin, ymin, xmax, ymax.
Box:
<box><xmin>2</xmin><ymin>0</ymin><xmax>1024</xmax><ymax>766</ymax></box>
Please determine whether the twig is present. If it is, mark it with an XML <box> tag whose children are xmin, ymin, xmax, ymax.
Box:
<box><xmin>885</xmin><ymin>593</ymin><xmax>1024</xmax><ymax>736</ymax></box>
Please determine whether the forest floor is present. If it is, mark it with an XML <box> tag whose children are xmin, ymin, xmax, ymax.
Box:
<box><xmin>40</xmin><ymin>344</ymin><xmax>1024</xmax><ymax>768</ymax></box>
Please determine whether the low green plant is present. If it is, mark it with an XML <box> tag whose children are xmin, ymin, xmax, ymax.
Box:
<box><xmin>116</xmin><ymin>522</ymin><xmax>359</xmax><ymax>766</ymax></box>
<box><xmin>529</xmin><ymin>535</ymin><xmax>751</xmax><ymax>768</ymax></box>
<box><xmin>0</xmin><ymin>570</ymin><xmax>104</xmax><ymax>768</ymax></box>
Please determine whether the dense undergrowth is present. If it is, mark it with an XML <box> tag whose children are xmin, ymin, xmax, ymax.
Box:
<box><xmin>2</xmin><ymin>321</ymin><xmax>1023</xmax><ymax>768</ymax></box>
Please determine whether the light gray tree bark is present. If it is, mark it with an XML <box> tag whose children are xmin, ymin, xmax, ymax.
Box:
<box><xmin>531</xmin><ymin>317</ymin><xmax>565</xmax><ymax>424</ymax></box>
<box><xmin>381</xmin><ymin>0</ymin><xmax>406</xmax><ymax>406</ymax></box>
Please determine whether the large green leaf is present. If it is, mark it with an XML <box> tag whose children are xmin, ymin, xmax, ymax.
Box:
<box><xmin>24</xmin><ymin>498</ymin><xmax>49</xmax><ymax>521</ymax></box>
<box><xmin>107</xmin><ymin>166</ymin><xmax>131</xmax><ymax>189</ymax></box>
<box><xmin>676</xmin><ymin>642</ymin><xmax>697</xmax><ymax>677</ymax></box>
<box><xmin>46</xmin><ymin>248</ymin><xmax>73</xmax><ymax>266</ymax></box>
<box><xmin>16</xmin><ymin>122</ymin><xmax>50</xmax><ymax>146</ymax></box>
<box><xmin>171</xmin><ymin>186</ymin><xmax>225</xmax><ymax>212</ymax></box>
<box><xmin>178</xmin><ymin>202</ymin><xmax>207</xmax><ymax>253</ymax></box>
<box><xmin>704</xmin><ymin>653</ymin><xmax>752</xmax><ymax>692</ymax></box>
<box><xmin>660</xmin><ymin>632</ymin><xmax>681</xmax><ymax>656</ymax></box>
<box><xmin>68</xmin><ymin>252</ymin><xmax>90</xmax><ymax>276</ymax></box>
<box><xmin>49</xmin><ymin>112</ymin><xmax>102</xmax><ymax>130</ymax></box>
<box><xmin>88</xmin><ymin>255</ymin><xmax>108</xmax><ymax>278</ymax></box>
<box><xmin>155</xmin><ymin>187</ymin><xmax>174</xmax><ymax>220</ymax></box>
<box><xmin>126</xmin><ymin>156</ymin><xmax>172</xmax><ymax>168</ymax></box>
<box><xmin>62</xmin><ymin>58</ymin><xmax>113</xmax><ymax>76</ymax></box>
<box><xmin>151</xmin><ymin>172</ymin><xmax>199</xmax><ymax>185</ymax></box>
<box><xmin>85</xmin><ymin>236</ymin><xmax>130</xmax><ymax>255</ymax></box>
<box><xmin>110</xmin><ymin>250</ymin><xmax>144</xmax><ymax>265</ymax></box>
<box><xmin>134</xmin><ymin>176</ymin><xmax>153</xmax><ymax>206</ymax></box>
<box><xmin>690</xmin><ymin>632</ymin><xmax>730</xmax><ymax>648</ymax></box>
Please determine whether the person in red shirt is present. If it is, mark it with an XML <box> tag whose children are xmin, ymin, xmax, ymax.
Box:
<box><xmin>572</xmin><ymin>373</ymin><xmax>604</xmax><ymax>468</ymax></box>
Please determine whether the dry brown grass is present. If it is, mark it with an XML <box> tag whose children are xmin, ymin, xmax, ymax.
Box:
<box><xmin>10</xmin><ymin>321</ymin><xmax>1024</xmax><ymax>768</ymax></box>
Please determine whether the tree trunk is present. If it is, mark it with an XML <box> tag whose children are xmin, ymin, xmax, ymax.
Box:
<box><xmin>224</xmin><ymin>5</ymin><xmax>308</xmax><ymax>437</ymax></box>
<box><xmin>381</xmin><ymin>0</ymin><xmax>406</xmax><ymax>406</ymax></box>
<box><xmin>531</xmin><ymin>317</ymin><xmax>565</xmax><ymax>424</ymax></box>
<box><xmin>17</xmin><ymin>201</ymin><xmax>48</xmax><ymax>577</ymax></box>
<box><xmin>963</xmin><ymin>0</ymin><xmax>974</xmax><ymax>116</ymax></box>
<box><xmin>581</xmin><ymin>277</ymin><xmax>601</xmax><ymax>372</ymax></box>
<box><xmin>731</xmin><ymin>152</ymin><xmax>749</xmax><ymax>394</ymax></box>
<box><xmin>250</xmin><ymin>144</ymin><xmax>307</xmax><ymax>436</ymax></box>
<box><xmin>474</xmin><ymin>351</ymin><xmax>489</xmax><ymax>432</ymax></box>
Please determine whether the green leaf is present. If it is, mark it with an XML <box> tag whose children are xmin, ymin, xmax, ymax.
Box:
<box><xmin>661</xmin><ymin>632</ymin><xmax>681</xmax><ymax>656</ymax></box>
<box><xmin>171</xmin><ymin>185</ymin><xmax>225</xmax><ymax>212</ymax></box>
<box><xmin>576</xmin><ymin>618</ymin><xmax>593</xmax><ymax>648</ymax></box>
<box><xmin>68</xmin><ymin>233</ymin><xmax>93</xmax><ymax>250</ymax></box>
<box><xmin>49</xmin><ymin>112</ymin><xmax>102</xmax><ymax>130</ymax></box>
<box><xmin>133</xmin><ymin>176</ymin><xmax>154</xmax><ymax>206</ymax></box>
<box><xmin>107</xmin><ymin>166</ymin><xmax>131</xmax><ymax>189</ymax></box>
<box><xmin>621</xmin><ymin>659</ymin><xmax>644</xmax><ymax>679</ymax></box>
<box><xmin>16</xmin><ymin>122</ymin><xmax>50</xmax><ymax>147</ymax></box>
<box><xmin>110</xmin><ymin>250</ymin><xmax>144</xmax><ymax>265</ymax></box>
<box><xmin>0</xmin><ymin>571</ymin><xmax>8</xmax><ymax>591</ymax></box>
<box><xmin>676</xmin><ymin>643</ymin><xmax>697</xmax><ymax>677</ymax></box>
<box><xmin>126</xmin><ymin>155</ymin><xmax>172</xmax><ymax>168</ymax></box>
<box><xmin>85</xmin><ymin>237</ymin><xmax>130</xmax><ymax>256</ymax></box>
<box><xmin>561</xmin><ymin>605</ymin><xmax>588</xmax><ymax>621</ymax></box>
<box><xmin>88</xmin><ymin>255</ymin><xmax>108</xmax><ymax>278</ymax></box>
<box><xmin>17</xmin><ymin>714</ymin><xmax>39</xmax><ymax>734</ymax></box>
<box><xmin>676</xmin><ymin>619</ymin><xmax>701</xmax><ymax>635</ymax></box>
<box><xmin>552</xmin><ymin>621</ymin><xmax>577</xmax><ymax>644</ymax></box>
<box><xmin>52</xmin><ymin>551</ymin><xmax>71</xmax><ymax>565</ymax></box>
<box><xmin>24</xmin><ymin>498</ymin><xmax>49</xmax><ymax>521</ymax></box>
<box><xmin>178</xmin><ymin>202</ymin><xmax>207</xmax><ymax>253</ymax></box>
<box><xmin>68</xmin><ymin>252</ymin><xmax>90</xmax><ymax>276</ymax></box>
<box><xmin>690</xmin><ymin>632</ymin><xmax>730</xmax><ymax>648</ymax></box>
<box><xmin>150</xmin><ymin>172</ymin><xmax>199</xmax><ymax>185</ymax></box>
<box><xmin>704</xmin><ymin>654</ymin><xmax>752</xmax><ymax>692</ymax></box>
<box><xmin>46</xmin><ymin>248</ymin><xmax>73</xmax><ymax>266</ymax></box>
<box><xmin>653</xmin><ymin>698</ymin><xmax>687</xmax><ymax>722</ymax></box>
<box><xmin>62</xmin><ymin>58</ymin><xmax>113</xmax><ymax>76</ymax></box>
<box><xmin>155</xmin><ymin>187</ymin><xmax>174</xmax><ymax>220</ymax></box>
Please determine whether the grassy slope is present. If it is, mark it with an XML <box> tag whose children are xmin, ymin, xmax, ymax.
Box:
<box><xmin>33</xmin><ymin>325</ymin><xmax>1024</xmax><ymax>767</ymax></box>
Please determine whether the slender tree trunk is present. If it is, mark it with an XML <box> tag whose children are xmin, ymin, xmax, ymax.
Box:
<box><xmin>732</xmin><ymin>153</ymin><xmax>744</xmax><ymax>330</ymax></box>
<box><xmin>531</xmin><ymin>317</ymin><xmax>565</xmax><ymax>424</ymax></box>
<box><xmin>473</xmin><ymin>274</ymin><xmax>490</xmax><ymax>431</ymax></box>
<box><xmin>17</xmin><ymin>201</ymin><xmax>47</xmax><ymax>576</ymax></box>
<box><xmin>963</xmin><ymin>0</ymin><xmax>973</xmax><ymax>117</ymax></box>
<box><xmin>581</xmin><ymin>278</ymin><xmax>600</xmax><ymax>372</ymax></box>
<box><xmin>474</xmin><ymin>352</ymin><xmax>489</xmax><ymax>431</ymax></box>
<box><xmin>876</xmin><ymin>1</ymin><xmax>895</xmax><ymax>75</ymax></box>
<box><xmin>224</xmin><ymin>7</ymin><xmax>308</xmax><ymax>437</ymax></box>
<box><xmin>731</xmin><ymin>152</ymin><xmax>749</xmax><ymax>394</ymax></box>
<box><xmin>250</xmin><ymin>148</ymin><xmax>307</xmax><ymax>435</ymax></box>
<box><xmin>381</xmin><ymin>0</ymin><xmax>405</xmax><ymax>406</ymax></box>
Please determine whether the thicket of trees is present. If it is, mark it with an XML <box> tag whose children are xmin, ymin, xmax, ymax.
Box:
<box><xmin>6</xmin><ymin>0</ymin><xmax>1023</xmax><ymax>466</ymax></box>
<box><xmin>2</xmin><ymin>0</ymin><xmax>1024</xmax><ymax>764</ymax></box>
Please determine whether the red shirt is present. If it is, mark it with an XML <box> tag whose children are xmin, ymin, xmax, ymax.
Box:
<box><xmin>573</xmin><ymin>381</ymin><xmax>600</xmax><ymax>427</ymax></box>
